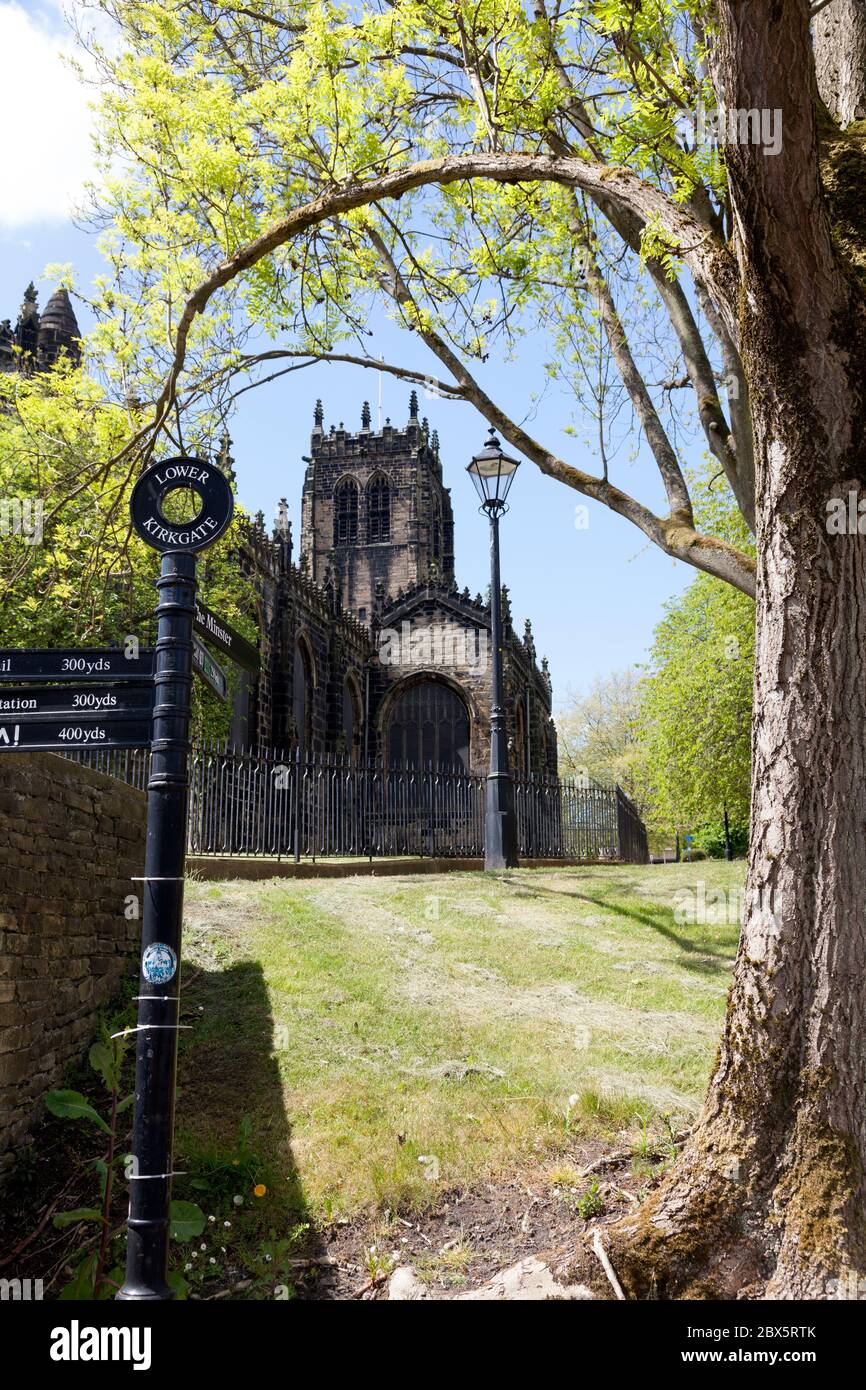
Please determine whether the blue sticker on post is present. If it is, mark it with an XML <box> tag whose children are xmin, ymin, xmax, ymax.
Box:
<box><xmin>142</xmin><ymin>942</ymin><xmax>177</xmax><ymax>984</ymax></box>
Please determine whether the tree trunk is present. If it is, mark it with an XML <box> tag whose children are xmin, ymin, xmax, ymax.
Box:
<box><xmin>814</xmin><ymin>0</ymin><xmax>866</xmax><ymax>126</ymax></box>
<box><xmin>599</xmin><ymin>0</ymin><xmax>866</xmax><ymax>1300</ymax></box>
<box><xmin>606</xmin><ymin>388</ymin><xmax>866</xmax><ymax>1298</ymax></box>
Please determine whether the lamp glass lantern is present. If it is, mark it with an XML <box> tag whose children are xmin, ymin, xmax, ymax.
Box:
<box><xmin>466</xmin><ymin>428</ymin><xmax>521</xmax><ymax>511</ymax></box>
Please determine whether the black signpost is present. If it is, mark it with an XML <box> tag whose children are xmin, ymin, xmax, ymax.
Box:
<box><xmin>0</xmin><ymin>648</ymin><xmax>154</xmax><ymax>682</ymax></box>
<box><xmin>0</xmin><ymin>718</ymin><xmax>154</xmax><ymax>752</ymax></box>
<box><xmin>0</xmin><ymin>684</ymin><xmax>155</xmax><ymax>715</ymax></box>
<box><xmin>0</xmin><ymin>455</ymin><xmax>236</xmax><ymax>1303</ymax></box>
<box><xmin>115</xmin><ymin>456</ymin><xmax>233</xmax><ymax>1302</ymax></box>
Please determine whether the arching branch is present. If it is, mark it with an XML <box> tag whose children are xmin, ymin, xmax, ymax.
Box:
<box><xmin>147</xmin><ymin>152</ymin><xmax>735</xmax><ymax>448</ymax></box>
<box><xmin>362</xmin><ymin>224</ymin><xmax>754</xmax><ymax>596</ymax></box>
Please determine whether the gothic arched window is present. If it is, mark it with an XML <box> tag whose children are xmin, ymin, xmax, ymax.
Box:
<box><xmin>333</xmin><ymin>478</ymin><xmax>359</xmax><ymax>546</ymax></box>
<box><xmin>387</xmin><ymin>680</ymin><xmax>470</xmax><ymax>770</ymax></box>
<box><xmin>367</xmin><ymin>476</ymin><xmax>391</xmax><ymax>544</ymax></box>
<box><xmin>342</xmin><ymin>676</ymin><xmax>361</xmax><ymax>757</ymax></box>
<box><xmin>292</xmin><ymin>639</ymin><xmax>313</xmax><ymax>751</ymax></box>
<box><xmin>514</xmin><ymin>699</ymin><xmax>527</xmax><ymax>775</ymax></box>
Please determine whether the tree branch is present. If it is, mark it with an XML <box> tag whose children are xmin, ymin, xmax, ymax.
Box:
<box><xmin>181</xmin><ymin>348</ymin><xmax>466</xmax><ymax>409</ymax></box>
<box><xmin>364</xmin><ymin>223</ymin><xmax>754</xmax><ymax>596</ymax></box>
<box><xmin>580</xmin><ymin>240</ymin><xmax>694</xmax><ymax>525</ymax></box>
<box><xmin>146</xmin><ymin>152</ymin><xmax>734</xmax><ymax>449</ymax></box>
<box><xmin>527</xmin><ymin>11</ymin><xmax>754</xmax><ymax>528</ymax></box>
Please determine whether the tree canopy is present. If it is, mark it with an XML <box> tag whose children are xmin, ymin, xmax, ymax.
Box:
<box><xmin>557</xmin><ymin>668</ymin><xmax>645</xmax><ymax>802</ymax></box>
<box><xmin>637</xmin><ymin>562</ymin><xmax>753</xmax><ymax>841</ymax></box>
<box><xmin>70</xmin><ymin>0</ymin><xmax>762</xmax><ymax>594</ymax></box>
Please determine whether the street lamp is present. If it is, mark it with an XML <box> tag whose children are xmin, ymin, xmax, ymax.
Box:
<box><xmin>467</xmin><ymin>427</ymin><xmax>520</xmax><ymax>871</ymax></box>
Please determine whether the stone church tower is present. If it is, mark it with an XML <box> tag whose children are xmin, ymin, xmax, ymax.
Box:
<box><xmin>0</xmin><ymin>284</ymin><xmax>82</xmax><ymax>373</ymax></box>
<box><xmin>237</xmin><ymin>392</ymin><xmax>557</xmax><ymax>774</ymax></box>
<box><xmin>300</xmin><ymin>393</ymin><xmax>455</xmax><ymax>622</ymax></box>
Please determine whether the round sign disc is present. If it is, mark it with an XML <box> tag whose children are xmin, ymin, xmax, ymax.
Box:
<box><xmin>130</xmin><ymin>456</ymin><xmax>234</xmax><ymax>553</ymax></box>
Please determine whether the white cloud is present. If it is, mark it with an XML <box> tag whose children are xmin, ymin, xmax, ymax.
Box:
<box><xmin>0</xmin><ymin>3</ymin><xmax>96</xmax><ymax>229</ymax></box>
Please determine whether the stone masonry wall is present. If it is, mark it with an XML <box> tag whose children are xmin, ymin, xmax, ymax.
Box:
<box><xmin>0</xmin><ymin>753</ymin><xmax>146</xmax><ymax>1178</ymax></box>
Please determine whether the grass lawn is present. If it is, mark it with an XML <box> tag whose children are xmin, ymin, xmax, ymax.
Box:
<box><xmin>175</xmin><ymin>862</ymin><xmax>744</xmax><ymax>1237</ymax></box>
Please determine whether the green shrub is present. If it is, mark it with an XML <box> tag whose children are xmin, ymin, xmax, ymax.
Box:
<box><xmin>690</xmin><ymin>819</ymin><xmax>749</xmax><ymax>859</ymax></box>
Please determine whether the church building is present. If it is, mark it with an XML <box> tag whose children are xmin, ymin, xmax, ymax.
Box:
<box><xmin>234</xmin><ymin>395</ymin><xmax>558</xmax><ymax>774</ymax></box>
<box><xmin>1</xmin><ymin>281</ymin><xmax>556</xmax><ymax>775</ymax></box>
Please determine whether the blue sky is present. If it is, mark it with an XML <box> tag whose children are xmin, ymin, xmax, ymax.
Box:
<box><xmin>0</xmin><ymin>0</ymin><xmax>696</xmax><ymax>710</ymax></box>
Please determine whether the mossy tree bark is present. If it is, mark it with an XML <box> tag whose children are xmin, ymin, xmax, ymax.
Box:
<box><xmin>606</xmin><ymin>1</ymin><xmax>866</xmax><ymax>1300</ymax></box>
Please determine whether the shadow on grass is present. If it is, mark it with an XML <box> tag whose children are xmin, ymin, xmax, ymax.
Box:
<box><xmin>506</xmin><ymin>878</ymin><xmax>739</xmax><ymax>972</ymax></box>
<box><xmin>173</xmin><ymin>956</ymin><xmax>327</xmax><ymax>1300</ymax></box>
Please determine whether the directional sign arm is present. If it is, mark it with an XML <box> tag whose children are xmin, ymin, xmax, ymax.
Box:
<box><xmin>0</xmin><ymin>684</ymin><xmax>154</xmax><ymax>720</ymax></box>
<box><xmin>0</xmin><ymin>719</ymin><xmax>153</xmax><ymax>751</ymax></box>
<box><xmin>0</xmin><ymin>650</ymin><xmax>154</xmax><ymax>683</ymax></box>
<box><xmin>192</xmin><ymin>636</ymin><xmax>229</xmax><ymax>702</ymax></box>
<box><xmin>193</xmin><ymin>599</ymin><xmax>258</xmax><ymax>671</ymax></box>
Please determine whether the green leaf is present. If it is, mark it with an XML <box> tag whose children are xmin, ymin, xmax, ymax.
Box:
<box><xmin>58</xmin><ymin>1252</ymin><xmax>98</xmax><ymax>1300</ymax></box>
<box><xmin>45</xmin><ymin>1089</ymin><xmax>111</xmax><ymax>1133</ymax></box>
<box><xmin>167</xmin><ymin>1269</ymin><xmax>189</xmax><ymax>1299</ymax></box>
<box><xmin>53</xmin><ymin>1207</ymin><xmax>103</xmax><ymax>1229</ymax></box>
<box><xmin>169</xmin><ymin>1199</ymin><xmax>206</xmax><ymax>1241</ymax></box>
<box><xmin>116</xmin><ymin>1093</ymin><xmax>135</xmax><ymax>1115</ymax></box>
<box><xmin>89</xmin><ymin>1040</ymin><xmax>120</xmax><ymax>1090</ymax></box>
<box><xmin>92</xmin><ymin>1158</ymin><xmax>109</xmax><ymax>1198</ymax></box>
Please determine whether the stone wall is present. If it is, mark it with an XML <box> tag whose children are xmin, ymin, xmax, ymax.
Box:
<box><xmin>0</xmin><ymin>752</ymin><xmax>146</xmax><ymax>1178</ymax></box>
<box><xmin>241</xmin><ymin>519</ymin><xmax>373</xmax><ymax>754</ymax></box>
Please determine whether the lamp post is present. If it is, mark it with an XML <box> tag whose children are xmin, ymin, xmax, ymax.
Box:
<box><xmin>467</xmin><ymin>427</ymin><xmax>520</xmax><ymax>871</ymax></box>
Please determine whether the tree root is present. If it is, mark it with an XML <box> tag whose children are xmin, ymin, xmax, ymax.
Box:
<box><xmin>600</xmin><ymin>1160</ymin><xmax>760</xmax><ymax>1300</ymax></box>
<box><xmin>564</xmin><ymin>1118</ymin><xmax>866</xmax><ymax>1300</ymax></box>
<box><xmin>589</xmin><ymin>1230</ymin><xmax>626</xmax><ymax>1300</ymax></box>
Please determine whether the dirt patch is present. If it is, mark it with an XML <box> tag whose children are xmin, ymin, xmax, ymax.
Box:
<box><xmin>293</xmin><ymin>1145</ymin><xmax>654</xmax><ymax>1300</ymax></box>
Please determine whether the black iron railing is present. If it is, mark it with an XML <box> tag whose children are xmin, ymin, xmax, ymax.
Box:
<box><xmin>61</xmin><ymin>744</ymin><xmax>648</xmax><ymax>864</ymax></box>
<box><xmin>61</xmin><ymin>745</ymin><xmax>152</xmax><ymax>792</ymax></box>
